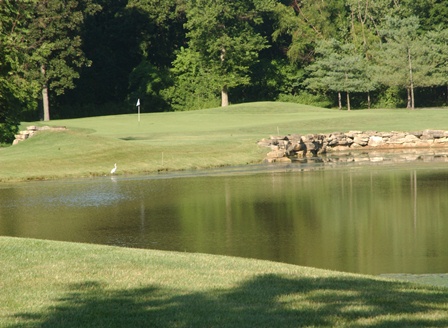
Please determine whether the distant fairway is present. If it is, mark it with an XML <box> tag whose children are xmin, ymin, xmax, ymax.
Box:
<box><xmin>2</xmin><ymin>102</ymin><xmax>448</xmax><ymax>181</ymax></box>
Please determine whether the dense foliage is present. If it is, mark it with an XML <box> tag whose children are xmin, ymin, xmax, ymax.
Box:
<box><xmin>1</xmin><ymin>0</ymin><xmax>447</xmax><ymax>139</ymax></box>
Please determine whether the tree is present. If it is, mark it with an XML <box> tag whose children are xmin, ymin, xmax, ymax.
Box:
<box><xmin>23</xmin><ymin>0</ymin><xmax>100</xmax><ymax>121</ymax></box>
<box><xmin>127</xmin><ymin>0</ymin><xmax>187</xmax><ymax>68</ymax></box>
<box><xmin>417</xmin><ymin>27</ymin><xmax>448</xmax><ymax>105</ymax></box>
<box><xmin>125</xmin><ymin>0</ymin><xmax>188</xmax><ymax>112</ymax></box>
<box><xmin>161</xmin><ymin>47</ymin><xmax>220</xmax><ymax>111</ymax></box>
<box><xmin>0</xmin><ymin>0</ymin><xmax>39</xmax><ymax>143</ymax></box>
<box><xmin>305</xmin><ymin>39</ymin><xmax>371</xmax><ymax>110</ymax></box>
<box><xmin>128</xmin><ymin>60</ymin><xmax>171</xmax><ymax>112</ymax></box>
<box><xmin>422</xmin><ymin>28</ymin><xmax>448</xmax><ymax>88</ymax></box>
<box><xmin>274</xmin><ymin>0</ymin><xmax>348</xmax><ymax>64</ymax></box>
<box><xmin>400</xmin><ymin>0</ymin><xmax>448</xmax><ymax>31</ymax></box>
<box><xmin>182</xmin><ymin>0</ymin><xmax>268</xmax><ymax>107</ymax></box>
<box><xmin>372</xmin><ymin>16</ymin><xmax>434</xmax><ymax>109</ymax></box>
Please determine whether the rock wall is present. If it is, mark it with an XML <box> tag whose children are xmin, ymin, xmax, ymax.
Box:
<box><xmin>12</xmin><ymin>125</ymin><xmax>67</xmax><ymax>145</ymax></box>
<box><xmin>258</xmin><ymin>130</ymin><xmax>448</xmax><ymax>163</ymax></box>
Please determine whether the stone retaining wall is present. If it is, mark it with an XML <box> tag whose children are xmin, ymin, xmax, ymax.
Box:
<box><xmin>12</xmin><ymin>125</ymin><xmax>67</xmax><ymax>145</ymax></box>
<box><xmin>258</xmin><ymin>130</ymin><xmax>448</xmax><ymax>163</ymax></box>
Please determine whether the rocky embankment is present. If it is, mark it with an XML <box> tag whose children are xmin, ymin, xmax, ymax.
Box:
<box><xmin>258</xmin><ymin>130</ymin><xmax>448</xmax><ymax>163</ymax></box>
<box><xmin>12</xmin><ymin>126</ymin><xmax>67</xmax><ymax>145</ymax></box>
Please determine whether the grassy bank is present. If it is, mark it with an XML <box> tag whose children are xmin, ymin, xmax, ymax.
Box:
<box><xmin>2</xmin><ymin>102</ymin><xmax>448</xmax><ymax>181</ymax></box>
<box><xmin>1</xmin><ymin>237</ymin><xmax>447</xmax><ymax>327</ymax></box>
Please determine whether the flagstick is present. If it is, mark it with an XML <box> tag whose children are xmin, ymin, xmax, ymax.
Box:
<box><xmin>136</xmin><ymin>98</ymin><xmax>141</xmax><ymax>123</ymax></box>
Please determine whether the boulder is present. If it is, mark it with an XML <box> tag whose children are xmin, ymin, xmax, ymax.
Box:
<box><xmin>267</xmin><ymin>150</ymin><xmax>286</xmax><ymax>159</ymax></box>
<box><xmin>368</xmin><ymin>136</ymin><xmax>384</xmax><ymax>147</ymax></box>
<box><xmin>423</xmin><ymin>129</ymin><xmax>445</xmax><ymax>138</ymax></box>
<box><xmin>403</xmin><ymin>134</ymin><xmax>419</xmax><ymax>143</ymax></box>
<box><xmin>353</xmin><ymin>135</ymin><xmax>369</xmax><ymax>146</ymax></box>
<box><xmin>434</xmin><ymin>137</ymin><xmax>448</xmax><ymax>144</ymax></box>
<box><xmin>276</xmin><ymin>157</ymin><xmax>292</xmax><ymax>163</ymax></box>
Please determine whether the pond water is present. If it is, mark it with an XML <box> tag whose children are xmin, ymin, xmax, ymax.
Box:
<box><xmin>1</xmin><ymin>159</ymin><xmax>448</xmax><ymax>275</ymax></box>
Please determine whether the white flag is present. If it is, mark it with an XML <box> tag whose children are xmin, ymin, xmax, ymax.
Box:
<box><xmin>136</xmin><ymin>99</ymin><xmax>140</xmax><ymax>107</ymax></box>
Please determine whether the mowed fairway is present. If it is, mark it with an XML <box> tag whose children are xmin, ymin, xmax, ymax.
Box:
<box><xmin>1</xmin><ymin>237</ymin><xmax>448</xmax><ymax>327</ymax></box>
<box><xmin>2</xmin><ymin>102</ymin><xmax>448</xmax><ymax>181</ymax></box>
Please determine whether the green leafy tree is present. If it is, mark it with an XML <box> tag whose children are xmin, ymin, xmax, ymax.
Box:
<box><xmin>182</xmin><ymin>0</ymin><xmax>269</xmax><ymax>107</ymax></box>
<box><xmin>57</xmin><ymin>0</ymin><xmax>151</xmax><ymax>117</ymax></box>
<box><xmin>127</xmin><ymin>0</ymin><xmax>187</xmax><ymax>65</ymax></box>
<box><xmin>0</xmin><ymin>0</ymin><xmax>39</xmax><ymax>143</ymax></box>
<box><xmin>274</xmin><ymin>0</ymin><xmax>348</xmax><ymax>63</ymax></box>
<box><xmin>128</xmin><ymin>60</ymin><xmax>171</xmax><ymax>112</ymax></box>
<box><xmin>125</xmin><ymin>0</ymin><xmax>188</xmax><ymax>112</ymax></box>
<box><xmin>23</xmin><ymin>0</ymin><xmax>100</xmax><ymax>121</ymax></box>
<box><xmin>400</xmin><ymin>0</ymin><xmax>448</xmax><ymax>31</ymax></box>
<box><xmin>161</xmin><ymin>47</ymin><xmax>220</xmax><ymax>111</ymax></box>
<box><xmin>346</xmin><ymin>0</ymin><xmax>390</xmax><ymax>55</ymax></box>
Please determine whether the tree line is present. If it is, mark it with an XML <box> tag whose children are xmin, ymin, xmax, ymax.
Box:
<box><xmin>1</xmin><ymin>0</ymin><xmax>447</xmax><ymax>142</ymax></box>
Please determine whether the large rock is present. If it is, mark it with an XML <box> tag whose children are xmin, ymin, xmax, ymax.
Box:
<box><xmin>353</xmin><ymin>134</ymin><xmax>369</xmax><ymax>146</ymax></box>
<box><xmin>368</xmin><ymin>136</ymin><xmax>384</xmax><ymax>147</ymax></box>
<box><xmin>267</xmin><ymin>150</ymin><xmax>286</xmax><ymax>159</ymax></box>
<box><xmin>434</xmin><ymin>137</ymin><xmax>448</xmax><ymax>144</ymax></box>
<box><xmin>423</xmin><ymin>129</ymin><xmax>445</xmax><ymax>138</ymax></box>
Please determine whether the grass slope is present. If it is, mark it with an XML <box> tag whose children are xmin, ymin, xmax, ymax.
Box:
<box><xmin>1</xmin><ymin>237</ymin><xmax>447</xmax><ymax>328</ymax></box>
<box><xmin>2</xmin><ymin>102</ymin><xmax>448</xmax><ymax>181</ymax></box>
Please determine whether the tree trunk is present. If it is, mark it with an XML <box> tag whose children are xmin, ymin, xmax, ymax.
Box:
<box><xmin>42</xmin><ymin>86</ymin><xmax>50</xmax><ymax>121</ymax></box>
<box><xmin>220</xmin><ymin>45</ymin><xmax>229</xmax><ymax>107</ymax></box>
<box><xmin>367</xmin><ymin>92</ymin><xmax>371</xmax><ymax>109</ymax></box>
<box><xmin>338</xmin><ymin>92</ymin><xmax>342</xmax><ymax>110</ymax></box>
<box><xmin>407</xmin><ymin>88</ymin><xmax>412</xmax><ymax>109</ymax></box>
<box><xmin>41</xmin><ymin>64</ymin><xmax>50</xmax><ymax>121</ymax></box>
<box><xmin>346</xmin><ymin>92</ymin><xmax>351</xmax><ymax>111</ymax></box>
<box><xmin>221</xmin><ymin>85</ymin><xmax>229</xmax><ymax>107</ymax></box>
<box><xmin>344</xmin><ymin>72</ymin><xmax>351</xmax><ymax>111</ymax></box>
<box><xmin>408</xmin><ymin>48</ymin><xmax>415</xmax><ymax>109</ymax></box>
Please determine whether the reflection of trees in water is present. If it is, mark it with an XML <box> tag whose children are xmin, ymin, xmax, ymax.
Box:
<box><xmin>411</xmin><ymin>170</ymin><xmax>417</xmax><ymax>231</ymax></box>
<box><xmin>3</xmin><ymin>164</ymin><xmax>448</xmax><ymax>274</ymax></box>
<box><xmin>326</xmin><ymin>166</ymin><xmax>448</xmax><ymax>274</ymax></box>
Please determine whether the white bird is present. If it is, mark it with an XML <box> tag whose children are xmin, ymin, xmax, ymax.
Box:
<box><xmin>110</xmin><ymin>163</ymin><xmax>117</xmax><ymax>174</ymax></box>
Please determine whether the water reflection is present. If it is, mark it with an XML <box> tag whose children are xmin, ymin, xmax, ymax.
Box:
<box><xmin>1</xmin><ymin>162</ymin><xmax>448</xmax><ymax>275</ymax></box>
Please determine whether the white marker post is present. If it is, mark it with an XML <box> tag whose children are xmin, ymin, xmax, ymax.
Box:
<box><xmin>136</xmin><ymin>98</ymin><xmax>141</xmax><ymax>122</ymax></box>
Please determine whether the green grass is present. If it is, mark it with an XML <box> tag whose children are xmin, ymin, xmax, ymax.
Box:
<box><xmin>3</xmin><ymin>102</ymin><xmax>448</xmax><ymax>326</ymax></box>
<box><xmin>2</xmin><ymin>101</ymin><xmax>448</xmax><ymax>182</ymax></box>
<box><xmin>1</xmin><ymin>237</ymin><xmax>447</xmax><ymax>328</ymax></box>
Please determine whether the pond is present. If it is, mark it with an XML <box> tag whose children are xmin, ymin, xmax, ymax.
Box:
<box><xmin>1</xmin><ymin>158</ymin><xmax>448</xmax><ymax>275</ymax></box>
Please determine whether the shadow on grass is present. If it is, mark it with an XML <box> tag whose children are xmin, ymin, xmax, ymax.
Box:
<box><xmin>119</xmin><ymin>137</ymin><xmax>151</xmax><ymax>141</ymax></box>
<box><xmin>11</xmin><ymin>274</ymin><xmax>448</xmax><ymax>327</ymax></box>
